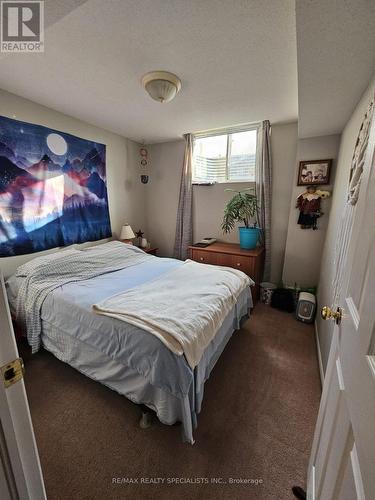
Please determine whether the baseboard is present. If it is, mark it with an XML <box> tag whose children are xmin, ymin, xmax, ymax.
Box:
<box><xmin>314</xmin><ymin>320</ymin><xmax>324</xmax><ymax>387</ymax></box>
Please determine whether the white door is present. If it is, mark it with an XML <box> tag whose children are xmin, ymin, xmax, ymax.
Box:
<box><xmin>0</xmin><ymin>273</ymin><xmax>46</xmax><ymax>500</ymax></box>
<box><xmin>307</xmin><ymin>114</ymin><xmax>375</xmax><ymax>499</ymax></box>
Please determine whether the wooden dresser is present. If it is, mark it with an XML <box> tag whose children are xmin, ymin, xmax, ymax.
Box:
<box><xmin>188</xmin><ymin>242</ymin><xmax>265</xmax><ymax>302</ymax></box>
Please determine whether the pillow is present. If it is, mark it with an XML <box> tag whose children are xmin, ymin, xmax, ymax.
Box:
<box><xmin>82</xmin><ymin>240</ymin><xmax>145</xmax><ymax>254</ymax></box>
<box><xmin>15</xmin><ymin>248</ymin><xmax>81</xmax><ymax>277</ymax></box>
<box><xmin>81</xmin><ymin>240</ymin><xmax>122</xmax><ymax>251</ymax></box>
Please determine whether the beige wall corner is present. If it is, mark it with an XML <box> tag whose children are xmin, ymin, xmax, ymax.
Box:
<box><xmin>282</xmin><ymin>134</ymin><xmax>341</xmax><ymax>288</ymax></box>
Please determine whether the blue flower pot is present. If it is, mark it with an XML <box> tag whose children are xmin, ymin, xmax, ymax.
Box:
<box><xmin>239</xmin><ymin>227</ymin><xmax>259</xmax><ymax>249</ymax></box>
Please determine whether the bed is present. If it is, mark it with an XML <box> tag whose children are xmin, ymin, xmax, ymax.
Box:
<box><xmin>6</xmin><ymin>241</ymin><xmax>253</xmax><ymax>444</ymax></box>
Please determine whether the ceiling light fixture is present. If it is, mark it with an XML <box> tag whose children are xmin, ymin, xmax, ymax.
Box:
<box><xmin>141</xmin><ymin>71</ymin><xmax>181</xmax><ymax>103</ymax></box>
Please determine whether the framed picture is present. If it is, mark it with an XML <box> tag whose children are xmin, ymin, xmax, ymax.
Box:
<box><xmin>297</xmin><ymin>159</ymin><xmax>332</xmax><ymax>186</ymax></box>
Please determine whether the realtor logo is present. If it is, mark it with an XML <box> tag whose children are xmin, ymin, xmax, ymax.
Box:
<box><xmin>1</xmin><ymin>0</ymin><xmax>44</xmax><ymax>52</ymax></box>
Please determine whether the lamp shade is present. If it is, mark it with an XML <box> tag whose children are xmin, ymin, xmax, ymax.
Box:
<box><xmin>120</xmin><ymin>224</ymin><xmax>135</xmax><ymax>240</ymax></box>
<box><xmin>145</xmin><ymin>79</ymin><xmax>177</xmax><ymax>103</ymax></box>
<box><xmin>142</xmin><ymin>71</ymin><xmax>181</xmax><ymax>103</ymax></box>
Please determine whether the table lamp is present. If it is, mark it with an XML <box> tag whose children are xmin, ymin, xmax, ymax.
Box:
<box><xmin>120</xmin><ymin>224</ymin><xmax>135</xmax><ymax>244</ymax></box>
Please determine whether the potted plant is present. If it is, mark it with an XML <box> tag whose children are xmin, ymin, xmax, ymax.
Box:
<box><xmin>221</xmin><ymin>188</ymin><xmax>260</xmax><ymax>249</ymax></box>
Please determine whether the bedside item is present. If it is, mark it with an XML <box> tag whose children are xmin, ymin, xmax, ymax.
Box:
<box><xmin>135</xmin><ymin>229</ymin><xmax>144</xmax><ymax>246</ymax></box>
<box><xmin>120</xmin><ymin>224</ymin><xmax>135</xmax><ymax>244</ymax></box>
<box><xmin>260</xmin><ymin>282</ymin><xmax>277</xmax><ymax>305</ymax></box>
<box><xmin>143</xmin><ymin>247</ymin><xmax>158</xmax><ymax>255</ymax></box>
<box><xmin>198</xmin><ymin>237</ymin><xmax>217</xmax><ymax>245</ymax></box>
<box><xmin>192</xmin><ymin>242</ymin><xmax>210</xmax><ymax>248</ymax></box>
<box><xmin>296</xmin><ymin>292</ymin><xmax>316</xmax><ymax>323</ymax></box>
<box><xmin>270</xmin><ymin>288</ymin><xmax>295</xmax><ymax>313</ymax></box>
<box><xmin>188</xmin><ymin>242</ymin><xmax>264</xmax><ymax>301</ymax></box>
<box><xmin>221</xmin><ymin>188</ymin><xmax>259</xmax><ymax>249</ymax></box>
<box><xmin>140</xmin><ymin>237</ymin><xmax>148</xmax><ymax>248</ymax></box>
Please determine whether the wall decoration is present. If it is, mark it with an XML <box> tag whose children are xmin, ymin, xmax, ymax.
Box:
<box><xmin>348</xmin><ymin>98</ymin><xmax>374</xmax><ymax>204</ymax></box>
<box><xmin>0</xmin><ymin>115</ymin><xmax>111</xmax><ymax>257</ymax></box>
<box><xmin>139</xmin><ymin>145</ymin><xmax>149</xmax><ymax>184</ymax></box>
<box><xmin>297</xmin><ymin>159</ymin><xmax>332</xmax><ymax>186</ymax></box>
<box><xmin>296</xmin><ymin>186</ymin><xmax>330</xmax><ymax>230</ymax></box>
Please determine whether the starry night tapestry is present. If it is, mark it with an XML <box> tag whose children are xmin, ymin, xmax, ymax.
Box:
<box><xmin>0</xmin><ymin>115</ymin><xmax>112</xmax><ymax>257</ymax></box>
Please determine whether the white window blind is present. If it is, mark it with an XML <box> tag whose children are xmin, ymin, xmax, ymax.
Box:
<box><xmin>192</xmin><ymin>125</ymin><xmax>258</xmax><ymax>184</ymax></box>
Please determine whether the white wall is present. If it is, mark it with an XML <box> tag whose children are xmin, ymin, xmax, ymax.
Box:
<box><xmin>316</xmin><ymin>76</ymin><xmax>375</xmax><ymax>372</ymax></box>
<box><xmin>145</xmin><ymin>122</ymin><xmax>297</xmax><ymax>284</ymax></box>
<box><xmin>282</xmin><ymin>134</ymin><xmax>341</xmax><ymax>288</ymax></box>
<box><xmin>0</xmin><ymin>89</ymin><xmax>145</xmax><ymax>277</ymax></box>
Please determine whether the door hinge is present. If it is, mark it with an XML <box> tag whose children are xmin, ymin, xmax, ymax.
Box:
<box><xmin>1</xmin><ymin>358</ymin><xmax>24</xmax><ymax>388</ymax></box>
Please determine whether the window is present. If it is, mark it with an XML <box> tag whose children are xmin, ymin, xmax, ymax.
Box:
<box><xmin>192</xmin><ymin>125</ymin><xmax>258</xmax><ymax>184</ymax></box>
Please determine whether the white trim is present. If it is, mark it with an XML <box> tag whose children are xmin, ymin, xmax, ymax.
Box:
<box><xmin>345</xmin><ymin>296</ymin><xmax>360</xmax><ymax>330</ymax></box>
<box><xmin>307</xmin><ymin>465</ymin><xmax>316</xmax><ymax>500</ymax></box>
<box><xmin>192</xmin><ymin>126</ymin><xmax>259</xmax><ymax>184</ymax></box>
<box><xmin>314</xmin><ymin>320</ymin><xmax>324</xmax><ymax>386</ymax></box>
<box><xmin>366</xmin><ymin>354</ymin><xmax>375</xmax><ymax>379</ymax></box>
<box><xmin>351</xmin><ymin>444</ymin><xmax>366</xmax><ymax>500</ymax></box>
<box><xmin>335</xmin><ymin>358</ymin><xmax>345</xmax><ymax>391</ymax></box>
<box><xmin>192</xmin><ymin>121</ymin><xmax>261</xmax><ymax>139</ymax></box>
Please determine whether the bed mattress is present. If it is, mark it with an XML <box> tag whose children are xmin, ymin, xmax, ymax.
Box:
<box><xmin>7</xmin><ymin>253</ymin><xmax>252</xmax><ymax>442</ymax></box>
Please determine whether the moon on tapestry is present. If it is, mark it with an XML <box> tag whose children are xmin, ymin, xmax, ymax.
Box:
<box><xmin>0</xmin><ymin>115</ymin><xmax>112</xmax><ymax>257</ymax></box>
<box><xmin>47</xmin><ymin>133</ymin><xmax>68</xmax><ymax>156</ymax></box>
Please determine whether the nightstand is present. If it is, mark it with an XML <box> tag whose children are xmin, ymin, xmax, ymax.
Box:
<box><xmin>142</xmin><ymin>247</ymin><xmax>158</xmax><ymax>255</ymax></box>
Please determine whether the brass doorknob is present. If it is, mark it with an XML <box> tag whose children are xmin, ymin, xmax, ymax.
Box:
<box><xmin>321</xmin><ymin>306</ymin><xmax>342</xmax><ymax>325</ymax></box>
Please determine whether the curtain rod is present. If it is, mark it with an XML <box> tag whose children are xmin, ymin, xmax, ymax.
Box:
<box><xmin>190</xmin><ymin>121</ymin><xmax>262</xmax><ymax>139</ymax></box>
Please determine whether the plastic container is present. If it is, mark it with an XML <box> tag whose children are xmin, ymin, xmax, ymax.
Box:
<box><xmin>238</xmin><ymin>227</ymin><xmax>260</xmax><ymax>249</ymax></box>
<box><xmin>260</xmin><ymin>282</ymin><xmax>277</xmax><ymax>304</ymax></box>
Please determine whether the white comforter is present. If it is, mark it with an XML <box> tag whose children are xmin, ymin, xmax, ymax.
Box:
<box><xmin>93</xmin><ymin>259</ymin><xmax>253</xmax><ymax>368</ymax></box>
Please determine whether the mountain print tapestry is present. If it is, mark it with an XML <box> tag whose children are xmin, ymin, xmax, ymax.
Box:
<box><xmin>0</xmin><ymin>116</ymin><xmax>111</xmax><ymax>257</ymax></box>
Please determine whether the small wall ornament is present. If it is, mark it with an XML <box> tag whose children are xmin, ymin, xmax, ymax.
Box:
<box><xmin>296</xmin><ymin>186</ymin><xmax>331</xmax><ymax>230</ymax></box>
<box><xmin>139</xmin><ymin>146</ymin><xmax>149</xmax><ymax>184</ymax></box>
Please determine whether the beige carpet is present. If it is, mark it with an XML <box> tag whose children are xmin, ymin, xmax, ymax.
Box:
<box><xmin>23</xmin><ymin>304</ymin><xmax>321</xmax><ymax>500</ymax></box>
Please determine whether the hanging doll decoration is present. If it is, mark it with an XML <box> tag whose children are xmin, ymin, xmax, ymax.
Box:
<box><xmin>296</xmin><ymin>186</ymin><xmax>330</xmax><ymax>230</ymax></box>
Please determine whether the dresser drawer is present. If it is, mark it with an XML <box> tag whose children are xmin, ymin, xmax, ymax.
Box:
<box><xmin>228</xmin><ymin>255</ymin><xmax>253</xmax><ymax>275</ymax></box>
<box><xmin>214</xmin><ymin>253</ymin><xmax>252</xmax><ymax>274</ymax></box>
<box><xmin>191</xmin><ymin>250</ymin><xmax>218</xmax><ymax>265</ymax></box>
<box><xmin>189</xmin><ymin>243</ymin><xmax>264</xmax><ymax>303</ymax></box>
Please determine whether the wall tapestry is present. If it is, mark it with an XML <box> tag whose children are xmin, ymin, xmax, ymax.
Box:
<box><xmin>0</xmin><ymin>115</ymin><xmax>111</xmax><ymax>257</ymax></box>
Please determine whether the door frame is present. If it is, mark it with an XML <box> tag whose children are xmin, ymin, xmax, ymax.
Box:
<box><xmin>0</xmin><ymin>272</ymin><xmax>46</xmax><ymax>500</ymax></box>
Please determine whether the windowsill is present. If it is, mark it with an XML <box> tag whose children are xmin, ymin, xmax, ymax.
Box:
<box><xmin>192</xmin><ymin>180</ymin><xmax>255</xmax><ymax>186</ymax></box>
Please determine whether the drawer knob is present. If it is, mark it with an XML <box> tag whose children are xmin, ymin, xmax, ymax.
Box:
<box><xmin>236</xmin><ymin>262</ymin><xmax>241</xmax><ymax>267</ymax></box>
<box><xmin>200</xmin><ymin>257</ymin><xmax>204</xmax><ymax>261</ymax></box>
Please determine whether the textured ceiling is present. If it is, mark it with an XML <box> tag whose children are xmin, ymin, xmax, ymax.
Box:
<box><xmin>296</xmin><ymin>0</ymin><xmax>375</xmax><ymax>138</ymax></box>
<box><xmin>1</xmin><ymin>1</ymin><xmax>373</xmax><ymax>143</ymax></box>
<box><xmin>0</xmin><ymin>0</ymin><xmax>297</xmax><ymax>143</ymax></box>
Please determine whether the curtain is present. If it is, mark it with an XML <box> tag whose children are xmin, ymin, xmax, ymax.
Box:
<box><xmin>174</xmin><ymin>133</ymin><xmax>193</xmax><ymax>260</ymax></box>
<box><xmin>255</xmin><ymin>120</ymin><xmax>272</xmax><ymax>281</ymax></box>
